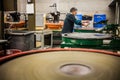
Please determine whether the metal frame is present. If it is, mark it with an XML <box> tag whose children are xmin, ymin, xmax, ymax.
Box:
<box><xmin>34</xmin><ymin>30</ymin><xmax>53</xmax><ymax>49</ymax></box>
<box><xmin>115</xmin><ymin>2</ymin><xmax>120</xmax><ymax>24</ymax></box>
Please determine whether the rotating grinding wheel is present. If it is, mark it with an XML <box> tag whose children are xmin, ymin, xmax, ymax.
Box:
<box><xmin>62</xmin><ymin>33</ymin><xmax>112</xmax><ymax>46</ymax></box>
<box><xmin>0</xmin><ymin>48</ymin><xmax>120</xmax><ymax>80</ymax></box>
<box><xmin>63</xmin><ymin>33</ymin><xmax>112</xmax><ymax>39</ymax></box>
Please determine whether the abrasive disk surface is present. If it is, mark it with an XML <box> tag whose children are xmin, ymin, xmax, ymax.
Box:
<box><xmin>0</xmin><ymin>51</ymin><xmax>120</xmax><ymax>80</ymax></box>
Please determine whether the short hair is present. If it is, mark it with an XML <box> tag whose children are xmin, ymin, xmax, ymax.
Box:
<box><xmin>70</xmin><ymin>7</ymin><xmax>77</xmax><ymax>12</ymax></box>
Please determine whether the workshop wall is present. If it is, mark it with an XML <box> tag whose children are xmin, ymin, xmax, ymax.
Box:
<box><xmin>35</xmin><ymin>0</ymin><xmax>115</xmax><ymax>23</ymax></box>
<box><xmin>17</xmin><ymin>0</ymin><xmax>115</xmax><ymax>24</ymax></box>
<box><xmin>17</xmin><ymin>0</ymin><xmax>27</xmax><ymax>13</ymax></box>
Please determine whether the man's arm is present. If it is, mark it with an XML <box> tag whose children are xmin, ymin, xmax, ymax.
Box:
<box><xmin>67</xmin><ymin>14</ymin><xmax>81</xmax><ymax>25</ymax></box>
<box><xmin>75</xmin><ymin>20</ymin><xmax>81</xmax><ymax>25</ymax></box>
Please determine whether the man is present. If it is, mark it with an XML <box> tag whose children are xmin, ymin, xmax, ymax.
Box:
<box><xmin>62</xmin><ymin>7</ymin><xmax>81</xmax><ymax>33</ymax></box>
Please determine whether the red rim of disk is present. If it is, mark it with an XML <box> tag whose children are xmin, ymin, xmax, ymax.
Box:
<box><xmin>0</xmin><ymin>48</ymin><xmax>120</xmax><ymax>64</ymax></box>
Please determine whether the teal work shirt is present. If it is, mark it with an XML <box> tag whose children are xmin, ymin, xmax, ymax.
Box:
<box><xmin>62</xmin><ymin>13</ymin><xmax>81</xmax><ymax>33</ymax></box>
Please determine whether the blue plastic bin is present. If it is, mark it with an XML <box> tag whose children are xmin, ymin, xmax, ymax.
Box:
<box><xmin>76</xmin><ymin>14</ymin><xmax>82</xmax><ymax>20</ymax></box>
<box><xmin>94</xmin><ymin>14</ymin><xmax>106</xmax><ymax>28</ymax></box>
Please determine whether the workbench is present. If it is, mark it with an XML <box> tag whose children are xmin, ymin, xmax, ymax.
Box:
<box><xmin>34</xmin><ymin>30</ymin><xmax>53</xmax><ymax>49</ymax></box>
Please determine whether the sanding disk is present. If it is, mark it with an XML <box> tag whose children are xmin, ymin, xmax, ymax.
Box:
<box><xmin>0</xmin><ymin>50</ymin><xmax>120</xmax><ymax>80</ymax></box>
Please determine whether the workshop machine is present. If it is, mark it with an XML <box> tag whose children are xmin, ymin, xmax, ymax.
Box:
<box><xmin>61</xmin><ymin>19</ymin><xmax>120</xmax><ymax>51</ymax></box>
<box><xmin>4</xmin><ymin>12</ymin><xmax>34</xmax><ymax>51</ymax></box>
<box><xmin>48</xmin><ymin>3</ymin><xmax>60</xmax><ymax>23</ymax></box>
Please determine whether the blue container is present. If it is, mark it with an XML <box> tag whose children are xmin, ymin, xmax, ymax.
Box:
<box><xmin>94</xmin><ymin>14</ymin><xmax>106</xmax><ymax>28</ymax></box>
<box><xmin>76</xmin><ymin>14</ymin><xmax>82</xmax><ymax>20</ymax></box>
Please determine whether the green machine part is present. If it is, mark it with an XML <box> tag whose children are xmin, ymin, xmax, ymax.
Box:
<box><xmin>61</xmin><ymin>33</ymin><xmax>120</xmax><ymax>51</ymax></box>
<box><xmin>109</xmin><ymin>38</ymin><xmax>120</xmax><ymax>50</ymax></box>
<box><xmin>61</xmin><ymin>37</ymin><xmax>108</xmax><ymax>50</ymax></box>
<box><xmin>62</xmin><ymin>37</ymin><xmax>103</xmax><ymax>46</ymax></box>
<box><xmin>61</xmin><ymin>43</ymin><xmax>110</xmax><ymax>49</ymax></box>
<box><xmin>61</xmin><ymin>33</ymin><xmax>111</xmax><ymax>46</ymax></box>
<box><xmin>61</xmin><ymin>38</ymin><xmax>120</xmax><ymax>51</ymax></box>
<box><xmin>74</xmin><ymin>28</ymin><xmax>98</xmax><ymax>33</ymax></box>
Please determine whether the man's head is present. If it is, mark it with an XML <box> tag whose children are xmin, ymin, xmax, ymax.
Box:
<box><xmin>70</xmin><ymin>7</ymin><xmax>78</xmax><ymax>15</ymax></box>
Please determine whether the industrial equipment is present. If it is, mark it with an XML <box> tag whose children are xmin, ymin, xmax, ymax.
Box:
<box><xmin>61</xmin><ymin>19</ymin><xmax>120</xmax><ymax>51</ymax></box>
<box><xmin>5</xmin><ymin>31</ymin><xmax>35</xmax><ymax>51</ymax></box>
<box><xmin>52</xmin><ymin>30</ymin><xmax>62</xmax><ymax>46</ymax></box>
<box><xmin>49</xmin><ymin>3</ymin><xmax>60</xmax><ymax>23</ymax></box>
<box><xmin>4</xmin><ymin>12</ymin><xmax>28</xmax><ymax>31</ymax></box>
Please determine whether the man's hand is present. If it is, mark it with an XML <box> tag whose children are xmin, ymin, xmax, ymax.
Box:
<box><xmin>82</xmin><ymin>20</ymin><xmax>90</xmax><ymax>27</ymax></box>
